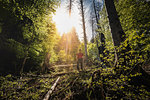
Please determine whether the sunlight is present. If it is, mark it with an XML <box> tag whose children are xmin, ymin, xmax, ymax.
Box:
<box><xmin>53</xmin><ymin>13</ymin><xmax>74</xmax><ymax>33</ymax></box>
<box><xmin>52</xmin><ymin>4</ymin><xmax>82</xmax><ymax>36</ymax></box>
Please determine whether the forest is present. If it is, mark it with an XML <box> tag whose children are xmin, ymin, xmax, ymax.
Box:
<box><xmin>0</xmin><ymin>0</ymin><xmax>150</xmax><ymax>99</ymax></box>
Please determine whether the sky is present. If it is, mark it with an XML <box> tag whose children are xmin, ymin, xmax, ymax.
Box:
<box><xmin>52</xmin><ymin>0</ymin><xmax>93</xmax><ymax>42</ymax></box>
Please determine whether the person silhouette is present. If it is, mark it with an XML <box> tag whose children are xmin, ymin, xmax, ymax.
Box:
<box><xmin>76</xmin><ymin>49</ymin><xmax>84</xmax><ymax>71</ymax></box>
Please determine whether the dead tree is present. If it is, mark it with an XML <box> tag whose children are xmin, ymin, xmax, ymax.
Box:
<box><xmin>43</xmin><ymin>77</ymin><xmax>60</xmax><ymax>100</ymax></box>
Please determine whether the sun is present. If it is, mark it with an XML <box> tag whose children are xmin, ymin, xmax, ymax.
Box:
<box><xmin>52</xmin><ymin>11</ymin><xmax>74</xmax><ymax>34</ymax></box>
<box><xmin>52</xmin><ymin>2</ymin><xmax>83</xmax><ymax>40</ymax></box>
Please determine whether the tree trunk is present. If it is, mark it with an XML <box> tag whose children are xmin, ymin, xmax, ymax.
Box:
<box><xmin>69</xmin><ymin>0</ymin><xmax>72</xmax><ymax>16</ymax></box>
<box><xmin>105</xmin><ymin>0</ymin><xmax>125</xmax><ymax>47</ymax></box>
<box><xmin>20</xmin><ymin>47</ymin><xmax>30</xmax><ymax>75</ymax></box>
<box><xmin>91</xmin><ymin>17</ymin><xmax>94</xmax><ymax>43</ymax></box>
<box><xmin>93</xmin><ymin>0</ymin><xmax>106</xmax><ymax>62</ymax></box>
<box><xmin>42</xmin><ymin>52</ymin><xmax>51</xmax><ymax>73</ymax></box>
<box><xmin>93</xmin><ymin>0</ymin><xmax>105</xmax><ymax>44</ymax></box>
<box><xmin>105</xmin><ymin>0</ymin><xmax>126</xmax><ymax>66</ymax></box>
<box><xmin>43</xmin><ymin>77</ymin><xmax>60</xmax><ymax>100</ymax></box>
<box><xmin>80</xmin><ymin>0</ymin><xmax>88</xmax><ymax>60</ymax></box>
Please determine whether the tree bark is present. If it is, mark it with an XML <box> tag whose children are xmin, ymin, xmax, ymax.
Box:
<box><xmin>20</xmin><ymin>47</ymin><xmax>30</xmax><ymax>75</ymax></box>
<box><xmin>42</xmin><ymin>52</ymin><xmax>51</xmax><ymax>73</ymax></box>
<box><xmin>105</xmin><ymin>0</ymin><xmax>125</xmax><ymax>47</ymax></box>
<box><xmin>69</xmin><ymin>0</ymin><xmax>72</xmax><ymax>16</ymax></box>
<box><xmin>80</xmin><ymin>0</ymin><xmax>88</xmax><ymax>60</ymax></box>
<box><xmin>91</xmin><ymin>17</ymin><xmax>95</xmax><ymax>43</ymax></box>
<box><xmin>43</xmin><ymin>77</ymin><xmax>60</xmax><ymax>100</ymax></box>
<box><xmin>93</xmin><ymin>0</ymin><xmax>105</xmax><ymax>44</ymax></box>
<box><xmin>105</xmin><ymin>0</ymin><xmax>126</xmax><ymax>67</ymax></box>
<box><xmin>93</xmin><ymin>0</ymin><xmax>106</xmax><ymax>62</ymax></box>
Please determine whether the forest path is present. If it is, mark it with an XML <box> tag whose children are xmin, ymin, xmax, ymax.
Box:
<box><xmin>24</xmin><ymin>63</ymin><xmax>93</xmax><ymax>79</ymax></box>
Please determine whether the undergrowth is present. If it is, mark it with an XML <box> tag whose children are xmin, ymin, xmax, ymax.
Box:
<box><xmin>0</xmin><ymin>74</ymin><xmax>56</xmax><ymax>100</ymax></box>
<box><xmin>0</xmin><ymin>66</ymin><xmax>150</xmax><ymax>100</ymax></box>
<box><xmin>51</xmin><ymin>67</ymin><xmax>150</xmax><ymax>100</ymax></box>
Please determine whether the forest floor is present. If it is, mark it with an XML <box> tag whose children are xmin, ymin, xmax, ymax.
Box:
<box><xmin>49</xmin><ymin>64</ymin><xmax>97</xmax><ymax>100</ymax></box>
<box><xmin>0</xmin><ymin>64</ymin><xmax>97</xmax><ymax>100</ymax></box>
<box><xmin>0</xmin><ymin>64</ymin><xmax>150</xmax><ymax>100</ymax></box>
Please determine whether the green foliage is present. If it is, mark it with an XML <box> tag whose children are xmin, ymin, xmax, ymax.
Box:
<box><xmin>56</xmin><ymin>27</ymin><xmax>80</xmax><ymax>64</ymax></box>
<box><xmin>98</xmin><ymin>4</ymin><xmax>112</xmax><ymax>44</ymax></box>
<box><xmin>50</xmin><ymin>72</ymin><xmax>93</xmax><ymax>100</ymax></box>
<box><xmin>113</xmin><ymin>0</ymin><xmax>150</xmax><ymax>67</ymax></box>
<box><xmin>115</xmin><ymin>0</ymin><xmax>150</xmax><ymax>33</ymax></box>
<box><xmin>87</xmin><ymin>43</ymin><xmax>99</xmax><ymax>64</ymax></box>
<box><xmin>0</xmin><ymin>74</ymin><xmax>56</xmax><ymax>100</ymax></box>
<box><xmin>0</xmin><ymin>0</ymin><xmax>60</xmax><ymax>74</ymax></box>
<box><xmin>57</xmin><ymin>50</ymin><xmax>67</xmax><ymax>63</ymax></box>
<box><xmin>94</xmin><ymin>3</ymin><xmax>116</xmax><ymax>66</ymax></box>
<box><xmin>92</xmin><ymin>0</ymin><xmax>150</xmax><ymax>68</ymax></box>
<box><xmin>49</xmin><ymin>67</ymin><xmax>150</xmax><ymax>100</ymax></box>
<box><xmin>86</xmin><ymin>0</ymin><xmax>150</xmax><ymax>99</ymax></box>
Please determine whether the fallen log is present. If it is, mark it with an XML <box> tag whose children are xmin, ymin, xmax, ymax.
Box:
<box><xmin>43</xmin><ymin>77</ymin><xmax>60</xmax><ymax>100</ymax></box>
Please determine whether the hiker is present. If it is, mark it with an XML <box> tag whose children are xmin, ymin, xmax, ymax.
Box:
<box><xmin>76</xmin><ymin>49</ymin><xmax>84</xmax><ymax>71</ymax></box>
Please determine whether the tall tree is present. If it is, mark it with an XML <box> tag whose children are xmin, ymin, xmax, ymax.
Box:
<box><xmin>70</xmin><ymin>27</ymin><xmax>80</xmax><ymax>60</ymax></box>
<box><xmin>79</xmin><ymin>0</ymin><xmax>88</xmax><ymax>60</ymax></box>
<box><xmin>90</xmin><ymin>16</ymin><xmax>95</xmax><ymax>43</ymax></box>
<box><xmin>69</xmin><ymin>0</ymin><xmax>72</xmax><ymax>16</ymax></box>
<box><xmin>105</xmin><ymin>0</ymin><xmax>125</xmax><ymax>47</ymax></box>
<box><xmin>92</xmin><ymin>0</ymin><xmax>106</xmax><ymax>62</ymax></box>
<box><xmin>104</xmin><ymin>0</ymin><xmax>126</xmax><ymax>66</ymax></box>
<box><xmin>56</xmin><ymin>27</ymin><xmax>80</xmax><ymax>63</ymax></box>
